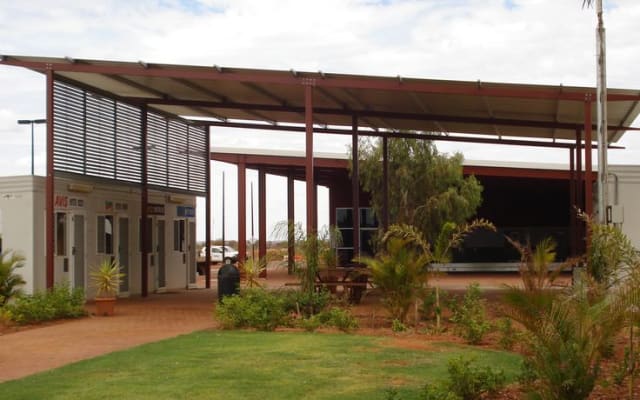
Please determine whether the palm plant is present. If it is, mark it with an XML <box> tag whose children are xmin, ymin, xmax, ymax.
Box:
<box><xmin>506</xmin><ymin>236</ymin><xmax>572</xmax><ymax>291</ymax></box>
<box><xmin>89</xmin><ymin>259</ymin><xmax>125</xmax><ymax>298</ymax></box>
<box><xmin>503</xmin><ymin>273</ymin><xmax>624</xmax><ymax>400</ymax></box>
<box><xmin>239</xmin><ymin>257</ymin><xmax>266</xmax><ymax>288</ymax></box>
<box><xmin>361</xmin><ymin>225</ymin><xmax>431</xmax><ymax>323</ymax></box>
<box><xmin>0</xmin><ymin>250</ymin><xmax>26</xmax><ymax>306</ymax></box>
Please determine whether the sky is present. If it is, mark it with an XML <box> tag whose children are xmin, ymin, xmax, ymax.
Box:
<box><xmin>1</xmin><ymin>0</ymin><xmax>639</xmax><ymax>242</ymax></box>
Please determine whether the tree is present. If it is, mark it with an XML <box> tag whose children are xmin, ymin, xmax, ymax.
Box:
<box><xmin>352</xmin><ymin>137</ymin><xmax>483</xmax><ymax>241</ymax></box>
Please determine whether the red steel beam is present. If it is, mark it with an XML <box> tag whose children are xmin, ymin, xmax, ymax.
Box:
<box><xmin>305</xmin><ymin>85</ymin><xmax>315</xmax><ymax>234</ymax></box>
<box><xmin>351</xmin><ymin>115</ymin><xmax>360</xmax><ymax>259</ymax></box>
<box><xmin>205</xmin><ymin>121</ymin><xmax>624</xmax><ymax>150</ymax></box>
<box><xmin>46</xmin><ymin>69</ymin><xmax>54</xmax><ymax>289</ymax></box>
<box><xmin>287</xmin><ymin>170</ymin><xmax>295</xmax><ymax>273</ymax></box>
<box><xmin>382</xmin><ymin>134</ymin><xmax>389</xmax><ymax>231</ymax></box>
<box><xmin>569</xmin><ymin>147</ymin><xmax>576</xmax><ymax>257</ymax></box>
<box><xmin>137</xmin><ymin>98</ymin><xmax>639</xmax><ymax>133</ymax></box>
<box><xmin>258</xmin><ymin>169</ymin><xmax>267</xmax><ymax>276</ymax></box>
<box><xmin>211</xmin><ymin>152</ymin><xmax>348</xmax><ymax>169</ymax></box>
<box><xmin>205</xmin><ymin>126</ymin><xmax>211</xmax><ymax>288</ymax></box>
<box><xmin>584</xmin><ymin>100</ymin><xmax>594</xmax><ymax>217</ymax></box>
<box><xmin>141</xmin><ymin>106</ymin><xmax>149</xmax><ymax>297</ymax></box>
<box><xmin>238</xmin><ymin>160</ymin><xmax>247</xmax><ymax>265</ymax></box>
<box><xmin>5</xmin><ymin>57</ymin><xmax>640</xmax><ymax>102</ymax></box>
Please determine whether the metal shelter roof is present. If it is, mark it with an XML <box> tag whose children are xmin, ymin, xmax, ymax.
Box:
<box><xmin>2</xmin><ymin>55</ymin><xmax>640</xmax><ymax>143</ymax></box>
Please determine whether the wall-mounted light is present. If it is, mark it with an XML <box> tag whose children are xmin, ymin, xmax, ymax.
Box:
<box><xmin>67</xmin><ymin>183</ymin><xmax>94</xmax><ymax>193</ymax></box>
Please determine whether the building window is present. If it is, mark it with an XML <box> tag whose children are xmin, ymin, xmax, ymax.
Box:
<box><xmin>97</xmin><ymin>215</ymin><xmax>114</xmax><ymax>254</ymax></box>
<box><xmin>56</xmin><ymin>212</ymin><xmax>66</xmax><ymax>256</ymax></box>
<box><xmin>174</xmin><ymin>220</ymin><xmax>185</xmax><ymax>252</ymax></box>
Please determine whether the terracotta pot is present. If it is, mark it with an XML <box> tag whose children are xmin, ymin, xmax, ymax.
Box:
<box><xmin>95</xmin><ymin>297</ymin><xmax>117</xmax><ymax>316</ymax></box>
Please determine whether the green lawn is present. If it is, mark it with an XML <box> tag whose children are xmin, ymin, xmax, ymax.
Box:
<box><xmin>1</xmin><ymin>331</ymin><xmax>521</xmax><ymax>400</ymax></box>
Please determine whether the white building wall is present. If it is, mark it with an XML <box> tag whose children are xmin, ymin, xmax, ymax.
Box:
<box><xmin>0</xmin><ymin>175</ymin><xmax>197</xmax><ymax>298</ymax></box>
<box><xmin>0</xmin><ymin>176</ymin><xmax>45</xmax><ymax>294</ymax></box>
<box><xmin>609</xmin><ymin>165</ymin><xmax>640</xmax><ymax>249</ymax></box>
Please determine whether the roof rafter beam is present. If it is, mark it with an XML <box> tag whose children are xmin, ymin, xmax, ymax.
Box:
<box><xmin>125</xmin><ymin>97</ymin><xmax>639</xmax><ymax>132</ymax></box>
<box><xmin>340</xmin><ymin>88</ymin><xmax>394</xmax><ymax>130</ymax></box>
<box><xmin>315</xmin><ymin>86</ymin><xmax>378</xmax><ymax>130</ymax></box>
<box><xmin>171</xmin><ymin>78</ymin><xmax>275</xmax><ymax>124</ymax></box>
<box><xmin>241</xmin><ymin>82</ymin><xmax>328</xmax><ymax>126</ymax></box>
<box><xmin>203</xmin><ymin>120</ymin><xmax>623</xmax><ymax>150</ymax></box>
<box><xmin>5</xmin><ymin>57</ymin><xmax>640</xmax><ymax>102</ymax></box>
<box><xmin>408</xmin><ymin>92</ymin><xmax>448</xmax><ymax>134</ymax></box>
<box><xmin>105</xmin><ymin>75</ymin><xmax>228</xmax><ymax>122</ymax></box>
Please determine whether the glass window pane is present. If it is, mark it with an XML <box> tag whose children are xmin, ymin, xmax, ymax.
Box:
<box><xmin>56</xmin><ymin>212</ymin><xmax>66</xmax><ymax>256</ymax></box>
<box><xmin>97</xmin><ymin>216</ymin><xmax>105</xmax><ymax>253</ymax></box>
<box><xmin>336</xmin><ymin>208</ymin><xmax>353</xmax><ymax>227</ymax></box>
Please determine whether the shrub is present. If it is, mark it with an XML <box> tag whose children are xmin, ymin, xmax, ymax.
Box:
<box><xmin>391</xmin><ymin>318</ymin><xmax>408</xmax><ymax>333</ymax></box>
<box><xmin>446</xmin><ymin>356</ymin><xmax>506</xmax><ymax>400</ymax></box>
<box><xmin>215</xmin><ymin>288</ymin><xmax>288</xmax><ymax>331</ymax></box>
<box><xmin>282</xmin><ymin>288</ymin><xmax>331</xmax><ymax>317</ymax></box>
<box><xmin>5</xmin><ymin>283</ymin><xmax>86</xmax><ymax>324</ymax></box>
<box><xmin>450</xmin><ymin>283</ymin><xmax>491</xmax><ymax>344</ymax></box>
<box><xmin>421</xmin><ymin>384</ymin><xmax>461</xmax><ymax>400</ymax></box>
<box><xmin>317</xmin><ymin>307</ymin><xmax>358</xmax><ymax>332</ymax></box>
<box><xmin>418</xmin><ymin>356</ymin><xmax>505</xmax><ymax>400</ymax></box>
<box><xmin>496</xmin><ymin>318</ymin><xmax>518</xmax><ymax>351</ymax></box>
<box><xmin>298</xmin><ymin>307</ymin><xmax>359</xmax><ymax>333</ymax></box>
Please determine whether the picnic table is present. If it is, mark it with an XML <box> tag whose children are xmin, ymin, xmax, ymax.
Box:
<box><xmin>316</xmin><ymin>266</ymin><xmax>370</xmax><ymax>303</ymax></box>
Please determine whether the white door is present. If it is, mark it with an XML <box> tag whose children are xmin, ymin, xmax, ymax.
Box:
<box><xmin>71</xmin><ymin>214</ymin><xmax>85</xmax><ymax>290</ymax></box>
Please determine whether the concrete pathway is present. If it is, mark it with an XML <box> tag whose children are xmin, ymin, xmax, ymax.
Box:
<box><xmin>0</xmin><ymin>289</ymin><xmax>217</xmax><ymax>383</ymax></box>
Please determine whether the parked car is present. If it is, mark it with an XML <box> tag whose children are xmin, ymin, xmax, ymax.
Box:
<box><xmin>199</xmin><ymin>245</ymin><xmax>238</xmax><ymax>264</ymax></box>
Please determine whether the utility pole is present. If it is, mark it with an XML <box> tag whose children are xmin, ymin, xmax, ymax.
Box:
<box><xmin>595</xmin><ymin>0</ymin><xmax>608</xmax><ymax>223</ymax></box>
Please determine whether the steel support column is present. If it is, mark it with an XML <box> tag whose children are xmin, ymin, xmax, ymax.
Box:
<box><xmin>238</xmin><ymin>160</ymin><xmax>247</xmax><ymax>265</ymax></box>
<box><xmin>258</xmin><ymin>169</ymin><xmax>267</xmax><ymax>277</ymax></box>
<box><xmin>382</xmin><ymin>134</ymin><xmax>389</xmax><ymax>231</ymax></box>
<box><xmin>287</xmin><ymin>170</ymin><xmax>295</xmax><ymax>274</ymax></box>
<box><xmin>584</xmin><ymin>100</ymin><xmax>594</xmax><ymax>217</ymax></box>
<box><xmin>351</xmin><ymin>115</ymin><xmax>360</xmax><ymax>259</ymax></box>
<box><xmin>304</xmin><ymin>84</ymin><xmax>315</xmax><ymax>234</ymax></box>
<box><xmin>205</xmin><ymin>127</ymin><xmax>211</xmax><ymax>288</ymax></box>
<box><xmin>575</xmin><ymin>129</ymin><xmax>584</xmax><ymax>254</ymax></box>
<box><xmin>141</xmin><ymin>106</ymin><xmax>149</xmax><ymax>297</ymax></box>
<box><xmin>45</xmin><ymin>69</ymin><xmax>54</xmax><ymax>289</ymax></box>
<box><xmin>569</xmin><ymin>147</ymin><xmax>576</xmax><ymax>257</ymax></box>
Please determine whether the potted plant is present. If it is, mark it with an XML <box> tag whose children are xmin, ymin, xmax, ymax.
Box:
<box><xmin>90</xmin><ymin>259</ymin><xmax>125</xmax><ymax>316</ymax></box>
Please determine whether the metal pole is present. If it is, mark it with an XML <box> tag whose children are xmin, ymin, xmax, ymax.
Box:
<box><xmin>250</xmin><ymin>181</ymin><xmax>255</xmax><ymax>260</ymax></box>
<box><xmin>596</xmin><ymin>0</ymin><xmax>608</xmax><ymax>224</ymax></box>
<box><xmin>222</xmin><ymin>171</ymin><xmax>226</xmax><ymax>262</ymax></box>
<box><xmin>30</xmin><ymin>123</ymin><xmax>34</xmax><ymax>175</ymax></box>
<box><xmin>17</xmin><ymin>119</ymin><xmax>46</xmax><ymax>175</ymax></box>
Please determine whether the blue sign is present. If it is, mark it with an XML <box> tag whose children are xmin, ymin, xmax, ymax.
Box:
<box><xmin>177</xmin><ymin>206</ymin><xmax>195</xmax><ymax>218</ymax></box>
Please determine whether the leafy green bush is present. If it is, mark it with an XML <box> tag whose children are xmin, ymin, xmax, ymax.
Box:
<box><xmin>418</xmin><ymin>356</ymin><xmax>505</xmax><ymax>400</ymax></box>
<box><xmin>446</xmin><ymin>356</ymin><xmax>506</xmax><ymax>400</ymax></box>
<box><xmin>391</xmin><ymin>318</ymin><xmax>408</xmax><ymax>333</ymax></box>
<box><xmin>421</xmin><ymin>384</ymin><xmax>461</xmax><ymax>400</ymax></box>
<box><xmin>496</xmin><ymin>318</ymin><xmax>518</xmax><ymax>350</ymax></box>
<box><xmin>215</xmin><ymin>288</ymin><xmax>288</xmax><ymax>331</ymax></box>
<box><xmin>298</xmin><ymin>307</ymin><xmax>359</xmax><ymax>332</ymax></box>
<box><xmin>5</xmin><ymin>283</ymin><xmax>86</xmax><ymax>324</ymax></box>
<box><xmin>421</xmin><ymin>287</ymin><xmax>447</xmax><ymax>321</ymax></box>
<box><xmin>282</xmin><ymin>288</ymin><xmax>331</xmax><ymax>317</ymax></box>
<box><xmin>317</xmin><ymin>307</ymin><xmax>358</xmax><ymax>332</ymax></box>
<box><xmin>450</xmin><ymin>283</ymin><xmax>491</xmax><ymax>344</ymax></box>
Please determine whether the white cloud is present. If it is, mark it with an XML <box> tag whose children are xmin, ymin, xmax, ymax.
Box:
<box><xmin>2</xmin><ymin>0</ymin><xmax>640</xmax><ymax>239</ymax></box>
